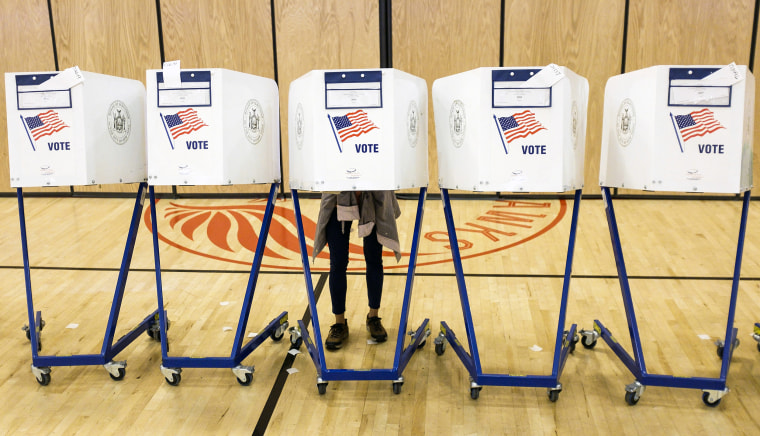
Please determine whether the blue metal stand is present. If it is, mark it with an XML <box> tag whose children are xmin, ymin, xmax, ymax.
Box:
<box><xmin>19</xmin><ymin>182</ymin><xmax>160</xmax><ymax>385</ymax></box>
<box><xmin>435</xmin><ymin>188</ymin><xmax>581</xmax><ymax>401</ymax></box>
<box><xmin>290</xmin><ymin>188</ymin><xmax>430</xmax><ymax>395</ymax></box>
<box><xmin>148</xmin><ymin>183</ymin><xmax>289</xmax><ymax>386</ymax></box>
<box><xmin>579</xmin><ymin>187</ymin><xmax>750</xmax><ymax>407</ymax></box>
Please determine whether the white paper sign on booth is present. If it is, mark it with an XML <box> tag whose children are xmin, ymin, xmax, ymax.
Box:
<box><xmin>288</xmin><ymin>68</ymin><xmax>428</xmax><ymax>191</ymax></box>
<box><xmin>146</xmin><ymin>68</ymin><xmax>280</xmax><ymax>186</ymax></box>
<box><xmin>432</xmin><ymin>65</ymin><xmax>588</xmax><ymax>193</ymax></box>
<box><xmin>600</xmin><ymin>64</ymin><xmax>754</xmax><ymax>193</ymax></box>
<box><xmin>5</xmin><ymin>68</ymin><xmax>145</xmax><ymax>187</ymax></box>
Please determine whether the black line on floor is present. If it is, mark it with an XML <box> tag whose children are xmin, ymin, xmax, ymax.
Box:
<box><xmin>252</xmin><ymin>272</ymin><xmax>327</xmax><ymax>436</ymax></box>
<box><xmin>3</xmin><ymin>265</ymin><xmax>759</xmax><ymax>282</ymax></box>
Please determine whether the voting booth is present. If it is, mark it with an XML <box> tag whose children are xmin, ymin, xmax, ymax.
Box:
<box><xmin>145</xmin><ymin>66</ymin><xmax>288</xmax><ymax>386</ymax></box>
<box><xmin>146</xmin><ymin>68</ymin><xmax>280</xmax><ymax>186</ymax></box>
<box><xmin>5</xmin><ymin>67</ymin><xmax>158</xmax><ymax>385</ymax></box>
<box><xmin>581</xmin><ymin>64</ymin><xmax>753</xmax><ymax>407</ymax></box>
<box><xmin>287</xmin><ymin>68</ymin><xmax>430</xmax><ymax>395</ymax></box>
<box><xmin>433</xmin><ymin>66</ymin><xmax>588</xmax><ymax>192</ymax></box>
<box><xmin>600</xmin><ymin>65</ymin><xmax>754</xmax><ymax>193</ymax></box>
<box><xmin>288</xmin><ymin>68</ymin><xmax>428</xmax><ymax>191</ymax></box>
<box><xmin>5</xmin><ymin>69</ymin><xmax>146</xmax><ymax>187</ymax></box>
<box><xmin>430</xmin><ymin>65</ymin><xmax>587</xmax><ymax>401</ymax></box>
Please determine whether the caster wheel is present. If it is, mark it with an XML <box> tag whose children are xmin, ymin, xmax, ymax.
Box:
<box><xmin>271</xmin><ymin>328</ymin><xmax>285</xmax><ymax>342</ymax></box>
<box><xmin>548</xmin><ymin>390</ymin><xmax>560</xmax><ymax>402</ymax></box>
<box><xmin>25</xmin><ymin>328</ymin><xmax>31</xmax><ymax>340</ymax></box>
<box><xmin>237</xmin><ymin>373</ymin><xmax>253</xmax><ymax>386</ymax></box>
<box><xmin>757</xmin><ymin>342</ymin><xmax>760</xmax><ymax>353</ymax></box>
<box><xmin>146</xmin><ymin>328</ymin><xmax>159</xmax><ymax>341</ymax></box>
<box><xmin>417</xmin><ymin>340</ymin><xmax>427</xmax><ymax>350</ymax></box>
<box><xmin>717</xmin><ymin>345</ymin><xmax>725</xmax><ymax>358</ymax></box>
<box><xmin>625</xmin><ymin>391</ymin><xmax>639</xmax><ymax>406</ymax></box>
<box><xmin>109</xmin><ymin>368</ymin><xmax>126</xmax><ymax>381</ymax></box>
<box><xmin>470</xmin><ymin>387</ymin><xmax>481</xmax><ymax>400</ymax></box>
<box><xmin>165</xmin><ymin>373</ymin><xmax>181</xmax><ymax>386</ymax></box>
<box><xmin>291</xmin><ymin>336</ymin><xmax>303</xmax><ymax>349</ymax></box>
<box><xmin>392</xmin><ymin>383</ymin><xmax>403</xmax><ymax>395</ymax></box>
<box><xmin>581</xmin><ymin>335</ymin><xmax>597</xmax><ymax>349</ymax></box>
<box><xmin>317</xmin><ymin>383</ymin><xmax>327</xmax><ymax>395</ymax></box>
<box><xmin>435</xmin><ymin>342</ymin><xmax>446</xmax><ymax>356</ymax></box>
<box><xmin>36</xmin><ymin>373</ymin><xmax>51</xmax><ymax>386</ymax></box>
<box><xmin>702</xmin><ymin>392</ymin><xmax>721</xmax><ymax>407</ymax></box>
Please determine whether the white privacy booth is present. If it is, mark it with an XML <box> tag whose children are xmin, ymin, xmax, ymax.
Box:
<box><xmin>434</xmin><ymin>65</ymin><xmax>587</xmax><ymax>193</ymax></box>
<box><xmin>582</xmin><ymin>64</ymin><xmax>754</xmax><ymax>407</ymax></box>
<box><xmin>145</xmin><ymin>66</ymin><xmax>289</xmax><ymax>386</ymax></box>
<box><xmin>287</xmin><ymin>68</ymin><xmax>430</xmax><ymax>395</ymax></box>
<box><xmin>6</xmin><ymin>69</ymin><xmax>145</xmax><ymax>187</ymax></box>
<box><xmin>599</xmin><ymin>64</ymin><xmax>753</xmax><ymax>193</ymax></box>
<box><xmin>5</xmin><ymin>67</ymin><xmax>156</xmax><ymax>385</ymax></box>
<box><xmin>431</xmin><ymin>65</ymin><xmax>588</xmax><ymax>401</ymax></box>
<box><xmin>288</xmin><ymin>68</ymin><xmax>428</xmax><ymax>191</ymax></box>
<box><xmin>146</xmin><ymin>68</ymin><xmax>280</xmax><ymax>186</ymax></box>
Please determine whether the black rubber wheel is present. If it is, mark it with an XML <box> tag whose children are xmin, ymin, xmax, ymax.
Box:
<box><xmin>416</xmin><ymin>340</ymin><xmax>427</xmax><ymax>350</ymax></box>
<box><xmin>237</xmin><ymin>373</ymin><xmax>253</xmax><ymax>386</ymax></box>
<box><xmin>25</xmin><ymin>328</ymin><xmax>31</xmax><ymax>340</ymax></box>
<box><xmin>435</xmin><ymin>342</ymin><xmax>445</xmax><ymax>356</ymax></box>
<box><xmin>36</xmin><ymin>372</ymin><xmax>51</xmax><ymax>386</ymax></box>
<box><xmin>757</xmin><ymin>342</ymin><xmax>760</xmax><ymax>353</ymax></box>
<box><xmin>581</xmin><ymin>335</ymin><xmax>597</xmax><ymax>349</ymax></box>
<box><xmin>271</xmin><ymin>328</ymin><xmax>284</xmax><ymax>342</ymax></box>
<box><xmin>317</xmin><ymin>383</ymin><xmax>327</xmax><ymax>395</ymax></box>
<box><xmin>548</xmin><ymin>390</ymin><xmax>560</xmax><ymax>402</ymax></box>
<box><xmin>392</xmin><ymin>383</ymin><xmax>402</xmax><ymax>394</ymax></box>
<box><xmin>717</xmin><ymin>345</ymin><xmax>725</xmax><ymax>359</ymax></box>
<box><xmin>625</xmin><ymin>391</ymin><xmax>639</xmax><ymax>406</ymax></box>
<box><xmin>165</xmin><ymin>373</ymin><xmax>181</xmax><ymax>386</ymax></box>
<box><xmin>702</xmin><ymin>392</ymin><xmax>721</xmax><ymax>407</ymax></box>
<box><xmin>109</xmin><ymin>368</ymin><xmax>126</xmax><ymax>381</ymax></box>
<box><xmin>291</xmin><ymin>336</ymin><xmax>303</xmax><ymax>349</ymax></box>
<box><xmin>470</xmin><ymin>387</ymin><xmax>481</xmax><ymax>400</ymax></box>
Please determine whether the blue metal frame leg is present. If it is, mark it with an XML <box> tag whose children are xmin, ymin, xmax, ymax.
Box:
<box><xmin>585</xmin><ymin>187</ymin><xmax>750</xmax><ymax>406</ymax></box>
<box><xmin>148</xmin><ymin>183</ymin><xmax>289</xmax><ymax>386</ymax></box>
<box><xmin>291</xmin><ymin>188</ymin><xmax>430</xmax><ymax>394</ymax></box>
<box><xmin>436</xmin><ymin>188</ymin><xmax>581</xmax><ymax>401</ymax></box>
<box><xmin>18</xmin><ymin>182</ymin><xmax>159</xmax><ymax>385</ymax></box>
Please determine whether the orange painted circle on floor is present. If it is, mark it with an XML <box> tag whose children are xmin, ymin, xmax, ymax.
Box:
<box><xmin>144</xmin><ymin>198</ymin><xmax>567</xmax><ymax>271</ymax></box>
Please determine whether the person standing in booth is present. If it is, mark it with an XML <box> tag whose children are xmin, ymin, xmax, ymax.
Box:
<box><xmin>312</xmin><ymin>191</ymin><xmax>402</xmax><ymax>350</ymax></box>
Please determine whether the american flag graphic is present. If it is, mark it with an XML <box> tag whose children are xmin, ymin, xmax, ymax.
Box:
<box><xmin>330</xmin><ymin>110</ymin><xmax>379</xmax><ymax>142</ymax></box>
<box><xmin>497</xmin><ymin>110</ymin><xmax>546</xmax><ymax>143</ymax></box>
<box><xmin>24</xmin><ymin>110</ymin><xmax>68</xmax><ymax>140</ymax></box>
<box><xmin>674</xmin><ymin>108</ymin><xmax>725</xmax><ymax>141</ymax></box>
<box><xmin>163</xmin><ymin>108</ymin><xmax>208</xmax><ymax>139</ymax></box>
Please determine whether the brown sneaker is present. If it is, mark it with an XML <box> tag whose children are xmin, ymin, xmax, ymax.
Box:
<box><xmin>325</xmin><ymin>321</ymin><xmax>349</xmax><ymax>350</ymax></box>
<box><xmin>366</xmin><ymin>316</ymin><xmax>387</xmax><ymax>342</ymax></box>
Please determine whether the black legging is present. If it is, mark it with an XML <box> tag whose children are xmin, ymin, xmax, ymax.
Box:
<box><xmin>325</xmin><ymin>207</ymin><xmax>384</xmax><ymax>315</ymax></box>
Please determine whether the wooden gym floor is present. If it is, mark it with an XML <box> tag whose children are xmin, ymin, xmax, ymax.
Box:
<box><xmin>1</xmin><ymin>192</ymin><xmax>760</xmax><ymax>435</ymax></box>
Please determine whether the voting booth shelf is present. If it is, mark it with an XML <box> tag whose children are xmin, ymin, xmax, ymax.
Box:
<box><xmin>5</xmin><ymin>69</ymin><xmax>146</xmax><ymax>187</ymax></box>
<box><xmin>581</xmin><ymin>64</ymin><xmax>753</xmax><ymax>407</ymax></box>
<box><xmin>6</xmin><ymin>68</ymin><xmax>158</xmax><ymax>386</ymax></box>
<box><xmin>287</xmin><ymin>68</ymin><xmax>430</xmax><ymax>395</ymax></box>
<box><xmin>431</xmin><ymin>65</ymin><xmax>587</xmax><ymax>401</ymax></box>
<box><xmin>145</xmin><ymin>67</ymin><xmax>288</xmax><ymax>386</ymax></box>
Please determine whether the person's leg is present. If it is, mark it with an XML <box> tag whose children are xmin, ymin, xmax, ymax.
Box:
<box><xmin>363</xmin><ymin>228</ymin><xmax>387</xmax><ymax>342</ymax></box>
<box><xmin>325</xmin><ymin>208</ymin><xmax>351</xmax><ymax>349</ymax></box>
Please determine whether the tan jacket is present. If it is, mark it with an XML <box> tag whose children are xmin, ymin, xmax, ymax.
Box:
<box><xmin>312</xmin><ymin>191</ymin><xmax>402</xmax><ymax>262</ymax></box>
